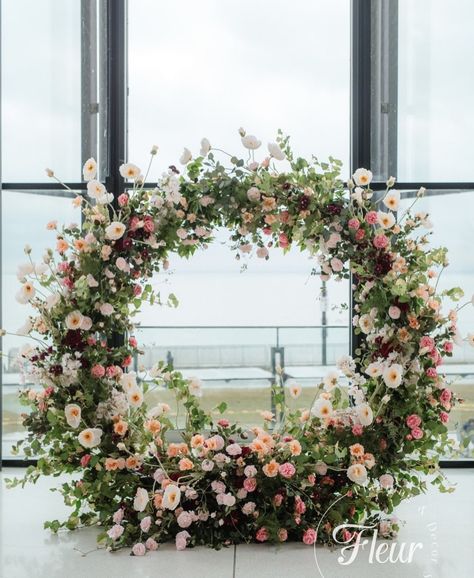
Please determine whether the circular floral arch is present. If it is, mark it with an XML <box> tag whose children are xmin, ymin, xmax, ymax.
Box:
<box><xmin>9</xmin><ymin>131</ymin><xmax>464</xmax><ymax>553</ymax></box>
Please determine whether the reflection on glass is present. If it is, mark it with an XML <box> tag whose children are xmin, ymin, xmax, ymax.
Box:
<box><xmin>1</xmin><ymin>191</ymin><xmax>80</xmax><ymax>458</ymax></box>
<box><xmin>1</xmin><ymin>0</ymin><xmax>81</xmax><ymax>181</ymax></box>
<box><xmin>398</xmin><ymin>0</ymin><xmax>474</xmax><ymax>181</ymax></box>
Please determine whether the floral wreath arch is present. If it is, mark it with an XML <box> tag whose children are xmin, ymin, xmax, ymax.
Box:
<box><xmin>7</xmin><ymin>129</ymin><xmax>467</xmax><ymax>554</ymax></box>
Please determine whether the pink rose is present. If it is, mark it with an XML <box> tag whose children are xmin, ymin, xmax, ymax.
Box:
<box><xmin>379</xmin><ymin>474</ymin><xmax>394</xmax><ymax>489</ymax></box>
<box><xmin>143</xmin><ymin>217</ymin><xmax>155</xmax><ymax>233</ymax></box>
<box><xmin>244</xmin><ymin>465</ymin><xmax>257</xmax><ymax>478</ymax></box>
<box><xmin>118</xmin><ymin>193</ymin><xmax>129</xmax><ymax>207</ymax></box>
<box><xmin>426</xmin><ymin>367</ymin><xmax>437</xmax><ymax>378</ymax></box>
<box><xmin>440</xmin><ymin>389</ymin><xmax>452</xmax><ymax>404</ymax></box>
<box><xmin>439</xmin><ymin>411</ymin><xmax>449</xmax><ymax>424</ymax></box>
<box><xmin>243</xmin><ymin>477</ymin><xmax>257</xmax><ymax>492</ymax></box>
<box><xmin>177</xmin><ymin>511</ymin><xmax>193</xmax><ymax>528</ymax></box>
<box><xmin>91</xmin><ymin>364</ymin><xmax>105</xmax><ymax>379</ymax></box>
<box><xmin>365</xmin><ymin>211</ymin><xmax>378</xmax><ymax>225</ymax></box>
<box><xmin>217</xmin><ymin>419</ymin><xmax>229</xmax><ymax>428</ymax></box>
<box><xmin>355</xmin><ymin>228</ymin><xmax>365</xmax><ymax>241</ymax></box>
<box><xmin>226</xmin><ymin>443</ymin><xmax>242</xmax><ymax>456</ymax></box>
<box><xmin>348</xmin><ymin>218</ymin><xmax>360</xmax><ymax>230</ymax></box>
<box><xmin>388</xmin><ymin>306</ymin><xmax>401</xmax><ymax>319</ymax></box>
<box><xmin>211</xmin><ymin>480</ymin><xmax>226</xmax><ymax>494</ymax></box>
<box><xmin>352</xmin><ymin>424</ymin><xmax>364</xmax><ymax>436</ymax></box>
<box><xmin>279</xmin><ymin>462</ymin><xmax>296</xmax><ymax>479</ymax></box>
<box><xmin>107</xmin><ymin>524</ymin><xmax>124</xmax><ymax>540</ymax></box>
<box><xmin>256</xmin><ymin>527</ymin><xmax>269</xmax><ymax>542</ymax></box>
<box><xmin>80</xmin><ymin>454</ymin><xmax>91</xmax><ymax>467</ymax></box>
<box><xmin>145</xmin><ymin>538</ymin><xmax>158</xmax><ymax>551</ymax></box>
<box><xmin>420</xmin><ymin>335</ymin><xmax>435</xmax><ymax>352</ymax></box>
<box><xmin>175</xmin><ymin>530</ymin><xmax>191</xmax><ymax>551</ymax></box>
<box><xmin>411</xmin><ymin>427</ymin><xmax>424</xmax><ymax>440</ymax></box>
<box><xmin>113</xmin><ymin>509</ymin><xmax>124</xmax><ymax>524</ymax></box>
<box><xmin>373</xmin><ymin>234</ymin><xmax>389</xmax><ymax>249</ymax></box>
<box><xmin>140</xmin><ymin>516</ymin><xmax>152</xmax><ymax>533</ymax></box>
<box><xmin>278</xmin><ymin>528</ymin><xmax>288</xmax><ymax>542</ymax></box>
<box><xmin>273</xmin><ymin>493</ymin><xmax>284</xmax><ymax>507</ymax></box>
<box><xmin>406</xmin><ymin>414</ymin><xmax>421</xmax><ymax>429</ymax></box>
<box><xmin>133</xmin><ymin>284</ymin><xmax>142</xmax><ymax>296</ymax></box>
<box><xmin>242</xmin><ymin>502</ymin><xmax>256</xmax><ymax>516</ymax></box>
<box><xmin>302</xmin><ymin>528</ymin><xmax>317</xmax><ymax>545</ymax></box>
<box><xmin>443</xmin><ymin>342</ymin><xmax>453</xmax><ymax>353</ymax></box>
<box><xmin>279</xmin><ymin>233</ymin><xmax>289</xmax><ymax>248</ymax></box>
<box><xmin>294</xmin><ymin>498</ymin><xmax>306</xmax><ymax>515</ymax></box>
<box><xmin>331</xmin><ymin>257</ymin><xmax>344</xmax><ymax>272</ymax></box>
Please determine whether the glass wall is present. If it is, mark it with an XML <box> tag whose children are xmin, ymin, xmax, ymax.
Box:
<box><xmin>398</xmin><ymin>0</ymin><xmax>474</xmax><ymax>181</ymax></box>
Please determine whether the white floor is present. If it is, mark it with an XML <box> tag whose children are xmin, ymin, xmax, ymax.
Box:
<box><xmin>1</xmin><ymin>468</ymin><xmax>472</xmax><ymax>578</ymax></box>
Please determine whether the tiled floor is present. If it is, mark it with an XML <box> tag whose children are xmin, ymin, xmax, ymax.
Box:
<box><xmin>1</xmin><ymin>468</ymin><xmax>473</xmax><ymax>578</ymax></box>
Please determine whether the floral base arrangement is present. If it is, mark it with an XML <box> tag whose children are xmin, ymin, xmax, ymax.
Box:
<box><xmin>5</xmin><ymin>129</ymin><xmax>471</xmax><ymax>554</ymax></box>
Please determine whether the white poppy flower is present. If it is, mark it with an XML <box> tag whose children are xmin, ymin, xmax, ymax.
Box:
<box><xmin>65</xmin><ymin>310</ymin><xmax>83</xmax><ymax>330</ymax></box>
<box><xmin>383</xmin><ymin>190</ymin><xmax>400</xmax><ymax>211</ymax></box>
<box><xmin>17</xmin><ymin>318</ymin><xmax>33</xmax><ymax>336</ymax></box>
<box><xmin>119</xmin><ymin>163</ymin><xmax>141</xmax><ymax>180</ymax></box>
<box><xmin>163</xmin><ymin>484</ymin><xmax>181</xmax><ymax>510</ymax></box>
<box><xmin>267</xmin><ymin>142</ymin><xmax>286</xmax><ymax>161</ymax></box>
<box><xmin>356</xmin><ymin>403</ymin><xmax>373</xmax><ymax>426</ymax></box>
<box><xmin>365</xmin><ymin>362</ymin><xmax>383</xmax><ymax>378</ymax></box>
<box><xmin>311</xmin><ymin>398</ymin><xmax>334</xmax><ymax>419</ymax></box>
<box><xmin>105</xmin><ymin>222</ymin><xmax>126</xmax><ymax>240</ymax></box>
<box><xmin>87</xmin><ymin>180</ymin><xmax>106</xmax><ymax>200</ymax></box>
<box><xmin>96</xmin><ymin>192</ymin><xmax>114</xmax><ymax>205</ymax></box>
<box><xmin>127</xmin><ymin>386</ymin><xmax>144</xmax><ymax>407</ymax></box>
<box><xmin>46</xmin><ymin>293</ymin><xmax>60</xmax><ymax>310</ymax></box>
<box><xmin>82</xmin><ymin>158</ymin><xmax>97</xmax><ymax>181</ymax></box>
<box><xmin>352</xmin><ymin>168</ymin><xmax>373</xmax><ymax>187</ymax></box>
<box><xmin>65</xmin><ymin>404</ymin><xmax>81</xmax><ymax>428</ymax></box>
<box><xmin>241</xmin><ymin>135</ymin><xmax>261</xmax><ymax>150</ymax></box>
<box><xmin>200</xmin><ymin>138</ymin><xmax>211</xmax><ymax>156</ymax></box>
<box><xmin>382</xmin><ymin>364</ymin><xmax>403</xmax><ymax>388</ymax></box>
<box><xmin>347</xmin><ymin>464</ymin><xmax>368</xmax><ymax>485</ymax></box>
<box><xmin>78</xmin><ymin>427</ymin><xmax>102</xmax><ymax>448</ymax></box>
<box><xmin>16</xmin><ymin>282</ymin><xmax>36</xmax><ymax>304</ymax></box>
<box><xmin>133</xmin><ymin>487</ymin><xmax>149</xmax><ymax>512</ymax></box>
<box><xmin>377</xmin><ymin>211</ymin><xmax>396</xmax><ymax>229</ymax></box>
<box><xmin>179</xmin><ymin>148</ymin><xmax>192</xmax><ymax>165</ymax></box>
<box><xmin>323</xmin><ymin>370</ymin><xmax>339</xmax><ymax>391</ymax></box>
<box><xmin>121</xmin><ymin>372</ymin><xmax>137</xmax><ymax>390</ymax></box>
<box><xmin>288</xmin><ymin>381</ymin><xmax>302</xmax><ymax>399</ymax></box>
